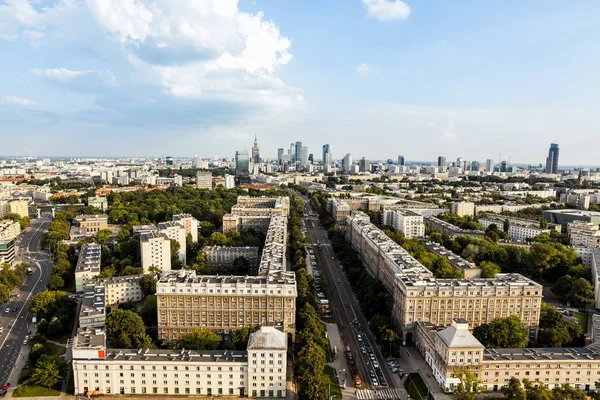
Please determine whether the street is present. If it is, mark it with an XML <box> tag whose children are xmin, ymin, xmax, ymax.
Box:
<box><xmin>301</xmin><ymin>197</ymin><xmax>401</xmax><ymax>392</ymax></box>
<box><xmin>0</xmin><ymin>218</ymin><xmax>52</xmax><ymax>386</ymax></box>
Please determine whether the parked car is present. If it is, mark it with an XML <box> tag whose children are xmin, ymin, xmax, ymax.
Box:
<box><xmin>2</xmin><ymin>383</ymin><xmax>9</xmax><ymax>391</ymax></box>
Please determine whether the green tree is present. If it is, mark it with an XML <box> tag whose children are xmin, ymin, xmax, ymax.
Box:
<box><xmin>479</xmin><ymin>261</ymin><xmax>501</xmax><ymax>278</ymax></box>
<box><xmin>173</xmin><ymin>328</ymin><xmax>221</xmax><ymax>350</ymax></box>
<box><xmin>209</xmin><ymin>232</ymin><xmax>228</xmax><ymax>245</ymax></box>
<box><xmin>30</xmin><ymin>356</ymin><xmax>66</xmax><ymax>389</ymax></box>
<box><xmin>296</xmin><ymin>340</ymin><xmax>326</xmax><ymax>380</ymax></box>
<box><xmin>523</xmin><ymin>379</ymin><xmax>551</xmax><ymax>400</ymax></box>
<box><xmin>473</xmin><ymin>316</ymin><xmax>529</xmax><ymax>348</ymax></box>
<box><xmin>106</xmin><ymin>309</ymin><xmax>155</xmax><ymax>349</ymax></box>
<box><xmin>96</xmin><ymin>229</ymin><xmax>112</xmax><ymax>245</ymax></box>
<box><xmin>503</xmin><ymin>377</ymin><xmax>526</xmax><ymax>400</ymax></box>
<box><xmin>47</xmin><ymin>274</ymin><xmax>64</xmax><ymax>290</ymax></box>
<box><xmin>140</xmin><ymin>275</ymin><xmax>157</xmax><ymax>297</ymax></box>
<box><xmin>537</xmin><ymin>304</ymin><xmax>582</xmax><ymax>347</ymax></box>
<box><xmin>503</xmin><ymin>219</ymin><xmax>510</xmax><ymax>234</ymax></box>
<box><xmin>231</xmin><ymin>326</ymin><xmax>256</xmax><ymax>350</ymax></box>
<box><xmin>452</xmin><ymin>367</ymin><xmax>481</xmax><ymax>400</ymax></box>
<box><xmin>141</xmin><ymin>295</ymin><xmax>157</xmax><ymax>328</ymax></box>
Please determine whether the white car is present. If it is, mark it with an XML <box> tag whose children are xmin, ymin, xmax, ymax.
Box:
<box><xmin>4</xmin><ymin>308</ymin><xmax>9</xmax><ymax>314</ymax></box>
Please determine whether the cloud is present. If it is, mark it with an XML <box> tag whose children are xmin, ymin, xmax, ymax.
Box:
<box><xmin>356</xmin><ymin>63</ymin><xmax>378</xmax><ymax>74</ymax></box>
<box><xmin>362</xmin><ymin>0</ymin><xmax>411</xmax><ymax>22</ymax></box>
<box><xmin>30</xmin><ymin>68</ymin><xmax>94</xmax><ymax>81</ymax></box>
<box><xmin>3</xmin><ymin>96</ymin><xmax>37</xmax><ymax>106</ymax></box>
<box><xmin>442</xmin><ymin>121</ymin><xmax>458</xmax><ymax>144</ymax></box>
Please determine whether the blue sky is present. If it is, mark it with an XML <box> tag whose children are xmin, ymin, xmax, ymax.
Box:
<box><xmin>1</xmin><ymin>0</ymin><xmax>599</xmax><ymax>165</ymax></box>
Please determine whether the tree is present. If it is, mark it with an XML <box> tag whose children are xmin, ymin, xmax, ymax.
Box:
<box><xmin>473</xmin><ymin>316</ymin><xmax>529</xmax><ymax>348</ymax></box>
<box><xmin>231</xmin><ymin>326</ymin><xmax>256</xmax><ymax>350</ymax></box>
<box><xmin>140</xmin><ymin>275</ymin><xmax>157</xmax><ymax>297</ymax></box>
<box><xmin>47</xmin><ymin>274</ymin><xmax>64</xmax><ymax>290</ymax></box>
<box><xmin>296</xmin><ymin>340</ymin><xmax>326</xmax><ymax>380</ymax></box>
<box><xmin>209</xmin><ymin>232</ymin><xmax>228</xmax><ymax>246</ymax></box>
<box><xmin>537</xmin><ymin>304</ymin><xmax>583</xmax><ymax>347</ymax></box>
<box><xmin>552</xmin><ymin>276</ymin><xmax>594</xmax><ymax>307</ymax></box>
<box><xmin>141</xmin><ymin>295</ymin><xmax>157</xmax><ymax>328</ymax></box>
<box><xmin>451</xmin><ymin>367</ymin><xmax>481</xmax><ymax>400</ymax></box>
<box><xmin>479</xmin><ymin>261</ymin><xmax>501</xmax><ymax>278</ymax></box>
<box><xmin>106</xmin><ymin>309</ymin><xmax>155</xmax><ymax>349</ymax></box>
<box><xmin>503</xmin><ymin>219</ymin><xmax>510</xmax><ymax>234</ymax></box>
<box><xmin>503</xmin><ymin>377</ymin><xmax>526</xmax><ymax>400</ymax></box>
<box><xmin>551</xmin><ymin>384</ymin><xmax>586</xmax><ymax>400</ymax></box>
<box><xmin>523</xmin><ymin>379</ymin><xmax>551</xmax><ymax>400</ymax></box>
<box><xmin>96</xmin><ymin>229</ymin><xmax>112</xmax><ymax>245</ymax></box>
<box><xmin>30</xmin><ymin>356</ymin><xmax>66</xmax><ymax>389</ymax></box>
<box><xmin>173</xmin><ymin>328</ymin><xmax>221</xmax><ymax>350</ymax></box>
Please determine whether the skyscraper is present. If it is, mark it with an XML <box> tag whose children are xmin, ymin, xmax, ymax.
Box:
<box><xmin>545</xmin><ymin>143</ymin><xmax>559</xmax><ymax>174</ymax></box>
<box><xmin>342</xmin><ymin>154</ymin><xmax>352</xmax><ymax>172</ymax></box>
<box><xmin>289</xmin><ymin>143</ymin><xmax>296</xmax><ymax>162</ymax></box>
<box><xmin>398</xmin><ymin>155</ymin><xmax>405</xmax><ymax>166</ymax></box>
<box><xmin>486</xmin><ymin>159</ymin><xmax>494</xmax><ymax>172</ymax></box>
<box><xmin>322</xmin><ymin>144</ymin><xmax>331</xmax><ymax>165</ymax></box>
<box><xmin>235</xmin><ymin>151</ymin><xmax>249</xmax><ymax>179</ymax></box>
<box><xmin>437</xmin><ymin>156</ymin><xmax>446</xmax><ymax>167</ymax></box>
<box><xmin>251</xmin><ymin>135</ymin><xmax>260</xmax><ymax>163</ymax></box>
<box><xmin>359</xmin><ymin>157</ymin><xmax>370</xmax><ymax>173</ymax></box>
<box><xmin>277</xmin><ymin>148</ymin><xmax>284</xmax><ymax>162</ymax></box>
<box><xmin>308</xmin><ymin>154</ymin><xmax>314</xmax><ymax>164</ymax></box>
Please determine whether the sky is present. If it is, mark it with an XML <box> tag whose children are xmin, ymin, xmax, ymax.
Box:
<box><xmin>1</xmin><ymin>0</ymin><xmax>599</xmax><ymax>165</ymax></box>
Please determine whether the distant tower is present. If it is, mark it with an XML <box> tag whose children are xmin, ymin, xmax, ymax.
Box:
<box><xmin>545</xmin><ymin>143</ymin><xmax>559</xmax><ymax>174</ymax></box>
<box><xmin>251</xmin><ymin>135</ymin><xmax>260</xmax><ymax>163</ymax></box>
<box><xmin>578</xmin><ymin>169</ymin><xmax>583</xmax><ymax>186</ymax></box>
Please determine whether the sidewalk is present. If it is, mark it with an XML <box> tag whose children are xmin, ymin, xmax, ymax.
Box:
<box><xmin>398</xmin><ymin>346</ymin><xmax>451</xmax><ymax>400</ymax></box>
<box><xmin>324</xmin><ymin>321</ymin><xmax>356</xmax><ymax>400</ymax></box>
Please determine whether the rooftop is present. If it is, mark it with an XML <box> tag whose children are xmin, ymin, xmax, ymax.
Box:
<box><xmin>102</xmin><ymin>348</ymin><xmax>248</xmax><ymax>363</ymax></box>
<box><xmin>247</xmin><ymin>326</ymin><xmax>287</xmax><ymax>350</ymax></box>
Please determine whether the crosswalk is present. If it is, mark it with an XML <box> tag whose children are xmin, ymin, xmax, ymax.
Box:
<box><xmin>355</xmin><ymin>388</ymin><xmax>408</xmax><ymax>400</ymax></box>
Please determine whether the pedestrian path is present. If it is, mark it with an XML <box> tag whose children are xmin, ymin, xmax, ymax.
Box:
<box><xmin>355</xmin><ymin>388</ymin><xmax>408</xmax><ymax>399</ymax></box>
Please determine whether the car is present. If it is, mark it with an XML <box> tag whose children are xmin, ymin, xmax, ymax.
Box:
<box><xmin>372</xmin><ymin>380</ymin><xmax>379</xmax><ymax>386</ymax></box>
<box><xmin>357</xmin><ymin>334</ymin><xmax>362</xmax><ymax>342</ymax></box>
<box><xmin>0</xmin><ymin>327</ymin><xmax>4</xmax><ymax>333</ymax></box>
<box><xmin>341</xmin><ymin>380</ymin><xmax>346</xmax><ymax>389</ymax></box>
<box><xmin>22</xmin><ymin>339</ymin><xmax>28</xmax><ymax>345</ymax></box>
<box><xmin>3</xmin><ymin>308</ymin><xmax>8</xmax><ymax>314</ymax></box>
<box><xmin>361</xmin><ymin>347</ymin><xmax>367</xmax><ymax>354</ymax></box>
<box><xmin>15</xmin><ymin>294</ymin><xmax>20</xmax><ymax>298</ymax></box>
<box><xmin>332</xmin><ymin>256</ymin><xmax>335</xmax><ymax>259</ymax></box>
<box><xmin>2</xmin><ymin>383</ymin><xmax>9</xmax><ymax>391</ymax></box>
<box><xmin>373</xmin><ymin>362</ymin><xmax>379</xmax><ymax>368</ymax></box>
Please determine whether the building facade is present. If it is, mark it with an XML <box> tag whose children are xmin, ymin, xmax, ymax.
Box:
<box><xmin>478</xmin><ymin>215</ymin><xmax>551</xmax><ymax>242</ymax></box>
<box><xmin>172</xmin><ymin>214</ymin><xmax>198</xmax><ymax>243</ymax></box>
<box><xmin>75</xmin><ymin>243</ymin><xmax>102</xmax><ymax>293</ymax></box>
<box><xmin>382</xmin><ymin>209</ymin><xmax>425</xmax><ymax>238</ymax></box>
<box><xmin>196</xmin><ymin>171</ymin><xmax>213</xmax><ymax>190</ymax></box>
<box><xmin>450</xmin><ymin>202</ymin><xmax>475</xmax><ymax>217</ymax></box>
<box><xmin>568</xmin><ymin>221</ymin><xmax>600</xmax><ymax>248</ymax></box>
<box><xmin>158</xmin><ymin>221</ymin><xmax>187</xmax><ymax>264</ymax></box>
<box><xmin>0</xmin><ymin>219</ymin><xmax>20</xmax><ymax>241</ymax></box>
<box><xmin>140</xmin><ymin>232</ymin><xmax>172</xmax><ymax>273</ymax></box>
<box><xmin>204</xmin><ymin>246</ymin><xmax>259</xmax><ymax>268</ymax></box>
<box><xmin>0</xmin><ymin>239</ymin><xmax>15</xmax><ymax>265</ymax></box>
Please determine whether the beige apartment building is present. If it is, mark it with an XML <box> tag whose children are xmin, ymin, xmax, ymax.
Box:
<box><xmin>450</xmin><ymin>201</ymin><xmax>475</xmax><ymax>217</ymax></box>
<box><xmin>158</xmin><ymin>221</ymin><xmax>187</xmax><ymax>264</ymax></box>
<box><xmin>95</xmin><ymin>275</ymin><xmax>143</xmax><ymax>307</ymax></box>
<box><xmin>156</xmin><ymin>270</ymin><xmax>297</xmax><ymax>342</ymax></box>
<box><xmin>568</xmin><ymin>221</ymin><xmax>600</xmax><ymax>248</ymax></box>
<box><xmin>416</xmin><ymin>319</ymin><xmax>600</xmax><ymax>394</ymax></box>
<box><xmin>75</xmin><ymin>243</ymin><xmax>102</xmax><ymax>292</ymax></box>
<box><xmin>71</xmin><ymin>214</ymin><xmax>109</xmax><ymax>240</ymax></box>
<box><xmin>204</xmin><ymin>246</ymin><xmax>260</xmax><ymax>268</ymax></box>
<box><xmin>172</xmin><ymin>213</ymin><xmax>198</xmax><ymax>243</ymax></box>
<box><xmin>7</xmin><ymin>199</ymin><xmax>29</xmax><ymax>219</ymax></box>
<box><xmin>0</xmin><ymin>219</ymin><xmax>20</xmax><ymax>241</ymax></box>
<box><xmin>140</xmin><ymin>231</ymin><xmax>171</xmax><ymax>273</ymax></box>
<box><xmin>346</xmin><ymin>211</ymin><xmax>542</xmax><ymax>343</ymax></box>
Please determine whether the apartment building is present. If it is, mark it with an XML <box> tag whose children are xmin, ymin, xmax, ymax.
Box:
<box><xmin>92</xmin><ymin>275</ymin><xmax>143</xmax><ymax>307</ymax></box>
<box><xmin>204</xmin><ymin>246</ymin><xmax>259</xmax><ymax>268</ymax></box>
<box><xmin>568</xmin><ymin>221</ymin><xmax>600</xmax><ymax>248</ymax></box>
<box><xmin>416</xmin><ymin>319</ymin><xmax>600</xmax><ymax>394</ymax></box>
<box><xmin>71</xmin><ymin>325</ymin><xmax>287</xmax><ymax>398</ymax></box>
<box><xmin>79</xmin><ymin>283</ymin><xmax>106</xmax><ymax>328</ymax></box>
<box><xmin>7</xmin><ymin>199</ymin><xmax>29</xmax><ymax>219</ymax></box>
<box><xmin>382</xmin><ymin>209</ymin><xmax>425</xmax><ymax>238</ymax></box>
<box><xmin>330</xmin><ymin>198</ymin><xmax>351</xmax><ymax>223</ymax></box>
<box><xmin>172</xmin><ymin>214</ymin><xmax>198</xmax><ymax>243</ymax></box>
<box><xmin>156</xmin><ymin>270</ymin><xmax>297</xmax><ymax>343</ymax></box>
<box><xmin>0</xmin><ymin>219</ymin><xmax>20</xmax><ymax>241</ymax></box>
<box><xmin>140</xmin><ymin>232</ymin><xmax>171</xmax><ymax>273</ymax></box>
<box><xmin>0</xmin><ymin>239</ymin><xmax>15</xmax><ymax>265</ymax></box>
<box><xmin>423</xmin><ymin>242</ymin><xmax>481</xmax><ymax>278</ymax></box>
<box><xmin>158</xmin><ymin>221</ymin><xmax>187</xmax><ymax>264</ymax></box>
<box><xmin>257</xmin><ymin>216</ymin><xmax>287</xmax><ymax>275</ymax></box>
<box><xmin>88</xmin><ymin>197</ymin><xmax>108</xmax><ymax>211</ymax></box>
<box><xmin>75</xmin><ymin>243</ymin><xmax>102</xmax><ymax>292</ymax></box>
<box><xmin>478</xmin><ymin>215</ymin><xmax>551</xmax><ymax>242</ymax></box>
<box><xmin>196</xmin><ymin>171</ymin><xmax>213</xmax><ymax>190</ymax></box>
<box><xmin>450</xmin><ymin>202</ymin><xmax>475</xmax><ymax>217</ymax></box>
<box><xmin>590</xmin><ymin>249</ymin><xmax>600</xmax><ymax>309</ymax></box>
<box><xmin>346</xmin><ymin>212</ymin><xmax>542</xmax><ymax>342</ymax></box>
<box><xmin>423</xmin><ymin>215</ymin><xmax>485</xmax><ymax>239</ymax></box>
<box><xmin>71</xmin><ymin>214</ymin><xmax>109</xmax><ymax>240</ymax></box>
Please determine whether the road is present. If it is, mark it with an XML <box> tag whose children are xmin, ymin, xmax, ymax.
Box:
<box><xmin>0</xmin><ymin>218</ymin><xmax>52</xmax><ymax>386</ymax></box>
<box><xmin>301</xmin><ymin>197</ymin><xmax>399</xmax><ymax>391</ymax></box>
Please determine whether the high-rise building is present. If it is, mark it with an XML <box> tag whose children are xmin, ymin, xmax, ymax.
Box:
<box><xmin>140</xmin><ymin>232</ymin><xmax>171</xmax><ymax>273</ymax></box>
<box><xmin>500</xmin><ymin>160</ymin><xmax>509</xmax><ymax>172</ymax></box>
<box><xmin>165</xmin><ymin>156</ymin><xmax>174</xmax><ymax>166</ymax></box>
<box><xmin>289</xmin><ymin>143</ymin><xmax>295</xmax><ymax>162</ymax></box>
<box><xmin>398</xmin><ymin>155</ymin><xmax>405</xmax><ymax>166</ymax></box>
<box><xmin>196</xmin><ymin>171</ymin><xmax>212</xmax><ymax>189</ymax></box>
<box><xmin>342</xmin><ymin>154</ymin><xmax>352</xmax><ymax>172</ymax></box>
<box><xmin>471</xmin><ymin>161</ymin><xmax>480</xmax><ymax>171</ymax></box>
<box><xmin>437</xmin><ymin>156</ymin><xmax>446</xmax><ymax>167</ymax></box>
<box><xmin>251</xmin><ymin>135</ymin><xmax>260</xmax><ymax>163</ymax></box>
<box><xmin>308</xmin><ymin>154</ymin><xmax>313</xmax><ymax>164</ymax></box>
<box><xmin>322</xmin><ymin>144</ymin><xmax>330</xmax><ymax>164</ymax></box>
<box><xmin>359</xmin><ymin>157</ymin><xmax>370</xmax><ymax>173</ymax></box>
<box><xmin>277</xmin><ymin>148</ymin><xmax>284</xmax><ymax>163</ymax></box>
<box><xmin>235</xmin><ymin>151</ymin><xmax>250</xmax><ymax>178</ymax></box>
<box><xmin>545</xmin><ymin>143</ymin><xmax>560</xmax><ymax>174</ymax></box>
<box><xmin>485</xmin><ymin>159</ymin><xmax>494</xmax><ymax>172</ymax></box>
<box><xmin>301</xmin><ymin>146</ymin><xmax>308</xmax><ymax>166</ymax></box>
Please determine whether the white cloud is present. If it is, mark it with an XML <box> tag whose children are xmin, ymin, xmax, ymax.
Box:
<box><xmin>356</xmin><ymin>63</ymin><xmax>378</xmax><ymax>74</ymax></box>
<box><xmin>441</xmin><ymin>121</ymin><xmax>458</xmax><ymax>144</ymax></box>
<box><xmin>4</xmin><ymin>96</ymin><xmax>37</xmax><ymax>106</ymax></box>
<box><xmin>30</xmin><ymin>68</ymin><xmax>94</xmax><ymax>81</ymax></box>
<box><xmin>362</xmin><ymin>0</ymin><xmax>411</xmax><ymax>22</ymax></box>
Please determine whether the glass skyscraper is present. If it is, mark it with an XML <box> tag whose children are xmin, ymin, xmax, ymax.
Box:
<box><xmin>545</xmin><ymin>143</ymin><xmax>559</xmax><ymax>174</ymax></box>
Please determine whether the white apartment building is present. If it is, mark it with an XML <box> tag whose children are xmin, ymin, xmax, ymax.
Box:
<box><xmin>450</xmin><ymin>202</ymin><xmax>475</xmax><ymax>217</ymax></box>
<box><xmin>0</xmin><ymin>219</ymin><xmax>20</xmax><ymax>241</ymax></box>
<box><xmin>568</xmin><ymin>221</ymin><xmax>600</xmax><ymax>248</ymax></box>
<box><xmin>75</xmin><ymin>243</ymin><xmax>102</xmax><ymax>292</ymax></box>
<box><xmin>140</xmin><ymin>232</ymin><xmax>171</xmax><ymax>273</ymax></box>
<box><xmin>94</xmin><ymin>275</ymin><xmax>143</xmax><ymax>307</ymax></box>
<box><xmin>71</xmin><ymin>325</ymin><xmax>287</xmax><ymax>398</ymax></box>
<box><xmin>0</xmin><ymin>238</ymin><xmax>15</xmax><ymax>265</ymax></box>
<box><xmin>0</xmin><ymin>200</ymin><xmax>9</xmax><ymax>218</ymax></box>
<box><xmin>224</xmin><ymin>174</ymin><xmax>236</xmax><ymax>189</ymax></box>
<box><xmin>196</xmin><ymin>171</ymin><xmax>213</xmax><ymax>190</ymax></box>
<box><xmin>204</xmin><ymin>246</ymin><xmax>259</xmax><ymax>268</ymax></box>
<box><xmin>172</xmin><ymin>214</ymin><xmax>198</xmax><ymax>243</ymax></box>
<box><xmin>8</xmin><ymin>199</ymin><xmax>29</xmax><ymax>219</ymax></box>
<box><xmin>382</xmin><ymin>209</ymin><xmax>425</xmax><ymax>238</ymax></box>
<box><xmin>158</xmin><ymin>221</ymin><xmax>187</xmax><ymax>264</ymax></box>
<box><xmin>478</xmin><ymin>215</ymin><xmax>551</xmax><ymax>242</ymax></box>
<box><xmin>590</xmin><ymin>249</ymin><xmax>600</xmax><ymax>309</ymax></box>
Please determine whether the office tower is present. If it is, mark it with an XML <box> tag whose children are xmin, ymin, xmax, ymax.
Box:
<box><xmin>165</xmin><ymin>156</ymin><xmax>174</xmax><ymax>166</ymax></box>
<box><xmin>398</xmin><ymin>155</ymin><xmax>405</xmax><ymax>166</ymax></box>
<box><xmin>486</xmin><ymin>159</ymin><xmax>494</xmax><ymax>172</ymax></box>
<box><xmin>437</xmin><ymin>156</ymin><xmax>446</xmax><ymax>167</ymax></box>
<box><xmin>500</xmin><ymin>160</ymin><xmax>509</xmax><ymax>172</ymax></box>
<box><xmin>235</xmin><ymin>150</ymin><xmax>250</xmax><ymax>178</ymax></box>
<box><xmin>545</xmin><ymin>143</ymin><xmax>560</xmax><ymax>174</ymax></box>
<box><xmin>301</xmin><ymin>146</ymin><xmax>308</xmax><ymax>166</ymax></box>
<box><xmin>251</xmin><ymin>134</ymin><xmax>260</xmax><ymax>163</ymax></box>
<box><xmin>289</xmin><ymin>143</ymin><xmax>295</xmax><ymax>162</ymax></box>
<box><xmin>293</xmin><ymin>141</ymin><xmax>303</xmax><ymax>164</ymax></box>
<box><xmin>308</xmin><ymin>154</ymin><xmax>314</xmax><ymax>164</ymax></box>
<box><xmin>277</xmin><ymin>148</ymin><xmax>284</xmax><ymax>162</ymax></box>
<box><xmin>342</xmin><ymin>154</ymin><xmax>353</xmax><ymax>172</ymax></box>
<box><xmin>359</xmin><ymin>157</ymin><xmax>370</xmax><ymax>173</ymax></box>
<box><xmin>471</xmin><ymin>161</ymin><xmax>480</xmax><ymax>171</ymax></box>
<box><xmin>196</xmin><ymin>171</ymin><xmax>212</xmax><ymax>189</ymax></box>
<box><xmin>193</xmin><ymin>154</ymin><xmax>201</xmax><ymax>168</ymax></box>
<box><xmin>323</xmin><ymin>144</ymin><xmax>331</xmax><ymax>165</ymax></box>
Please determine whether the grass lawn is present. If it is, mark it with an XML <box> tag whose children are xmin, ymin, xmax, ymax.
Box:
<box><xmin>573</xmin><ymin>312</ymin><xmax>588</xmax><ymax>333</ymax></box>
<box><xmin>12</xmin><ymin>385</ymin><xmax>61</xmax><ymax>397</ymax></box>
<box><xmin>324</xmin><ymin>365</ymin><xmax>342</xmax><ymax>400</ymax></box>
<box><xmin>404</xmin><ymin>373</ymin><xmax>428</xmax><ymax>400</ymax></box>
<box><xmin>45</xmin><ymin>341</ymin><xmax>66</xmax><ymax>356</ymax></box>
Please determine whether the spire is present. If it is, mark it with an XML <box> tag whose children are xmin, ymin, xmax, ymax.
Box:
<box><xmin>254</xmin><ymin>134</ymin><xmax>258</xmax><ymax>144</ymax></box>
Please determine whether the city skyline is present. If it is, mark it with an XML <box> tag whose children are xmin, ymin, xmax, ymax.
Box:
<box><xmin>1</xmin><ymin>1</ymin><xmax>599</xmax><ymax>164</ymax></box>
